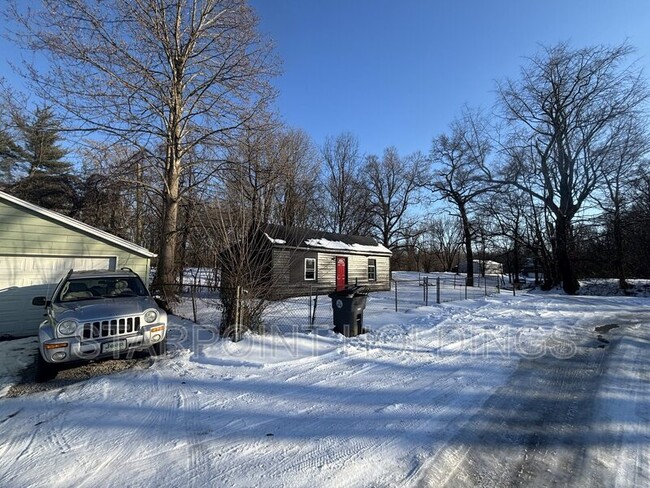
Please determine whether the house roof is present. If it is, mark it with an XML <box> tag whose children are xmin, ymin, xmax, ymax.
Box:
<box><xmin>260</xmin><ymin>223</ymin><xmax>392</xmax><ymax>255</ymax></box>
<box><xmin>0</xmin><ymin>190</ymin><xmax>156</xmax><ymax>258</ymax></box>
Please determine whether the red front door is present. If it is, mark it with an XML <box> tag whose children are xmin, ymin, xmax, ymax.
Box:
<box><xmin>336</xmin><ymin>256</ymin><xmax>347</xmax><ymax>291</ymax></box>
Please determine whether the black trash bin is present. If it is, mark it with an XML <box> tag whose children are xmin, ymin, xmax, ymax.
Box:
<box><xmin>329</xmin><ymin>287</ymin><xmax>368</xmax><ymax>337</ymax></box>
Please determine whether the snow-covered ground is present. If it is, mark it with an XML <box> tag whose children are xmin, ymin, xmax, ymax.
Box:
<box><xmin>1</xmin><ymin>276</ymin><xmax>649</xmax><ymax>487</ymax></box>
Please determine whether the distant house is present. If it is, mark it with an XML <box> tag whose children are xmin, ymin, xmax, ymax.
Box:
<box><xmin>224</xmin><ymin>224</ymin><xmax>392</xmax><ymax>299</ymax></box>
<box><xmin>0</xmin><ymin>191</ymin><xmax>156</xmax><ymax>338</ymax></box>
<box><xmin>458</xmin><ymin>259</ymin><xmax>504</xmax><ymax>276</ymax></box>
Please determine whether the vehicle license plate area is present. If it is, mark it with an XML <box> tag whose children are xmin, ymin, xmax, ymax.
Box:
<box><xmin>102</xmin><ymin>339</ymin><xmax>127</xmax><ymax>353</ymax></box>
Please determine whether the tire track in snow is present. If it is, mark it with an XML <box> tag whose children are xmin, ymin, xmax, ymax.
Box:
<box><xmin>257</xmin><ymin>327</ymin><xmax>517</xmax><ymax>485</ymax></box>
<box><xmin>73</xmin><ymin>371</ymin><xmax>186</xmax><ymax>487</ymax></box>
<box><xmin>413</xmin><ymin>331</ymin><xmax>614</xmax><ymax>487</ymax></box>
<box><xmin>0</xmin><ymin>406</ymin><xmax>66</xmax><ymax>486</ymax></box>
<box><xmin>176</xmin><ymin>386</ymin><xmax>216</xmax><ymax>488</ymax></box>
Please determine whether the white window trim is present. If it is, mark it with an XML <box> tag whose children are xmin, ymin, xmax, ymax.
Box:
<box><xmin>304</xmin><ymin>257</ymin><xmax>316</xmax><ymax>281</ymax></box>
<box><xmin>368</xmin><ymin>259</ymin><xmax>377</xmax><ymax>282</ymax></box>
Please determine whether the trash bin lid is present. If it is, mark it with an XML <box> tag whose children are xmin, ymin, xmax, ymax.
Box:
<box><xmin>328</xmin><ymin>285</ymin><xmax>361</xmax><ymax>298</ymax></box>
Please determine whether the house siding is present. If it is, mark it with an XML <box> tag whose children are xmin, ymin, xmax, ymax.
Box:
<box><xmin>269</xmin><ymin>248</ymin><xmax>320</xmax><ymax>297</ymax></box>
<box><xmin>271</xmin><ymin>248</ymin><xmax>291</xmax><ymax>286</ymax></box>
<box><xmin>316</xmin><ymin>252</ymin><xmax>336</xmax><ymax>285</ymax></box>
<box><xmin>317</xmin><ymin>252</ymin><xmax>391</xmax><ymax>291</ymax></box>
<box><xmin>0</xmin><ymin>202</ymin><xmax>150</xmax><ymax>278</ymax></box>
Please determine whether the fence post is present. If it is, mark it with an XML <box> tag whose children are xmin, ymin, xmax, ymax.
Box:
<box><xmin>425</xmin><ymin>277</ymin><xmax>429</xmax><ymax>306</ymax></box>
<box><xmin>497</xmin><ymin>279</ymin><xmax>501</xmax><ymax>294</ymax></box>
<box><xmin>394</xmin><ymin>280</ymin><xmax>398</xmax><ymax>312</ymax></box>
<box><xmin>234</xmin><ymin>285</ymin><xmax>241</xmax><ymax>342</ymax></box>
<box><xmin>309</xmin><ymin>285</ymin><xmax>313</xmax><ymax>328</ymax></box>
<box><xmin>436</xmin><ymin>277</ymin><xmax>441</xmax><ymax>304</ymax></box>
<box><xmin>423</xmin><ymin>276</ymin><xmax>426</xmax><ymax>304</ymax></box>
<box><xmin>190</xmin><ymin>279</ymin><xmax>197</xmax><ymax>324</ymax></box>
<box><xmin>465</xmin><ymin>284</ymin><xmax>468</xmax><ymax>300</ymax></box>
<box><xmin>485</xmin><ymin>276</ymin><xmax>488</xmax><ymax>297</ymax></box>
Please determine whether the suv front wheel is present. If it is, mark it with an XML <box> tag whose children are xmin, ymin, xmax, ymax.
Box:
<box><xmin>150</xmin><ymin>338</ymin><xmax>167</xmax><ymax>356</ymax></box>
<box><xmin>35</xmin><ymin>352</ymin><xmax>59</xmax><ymax>383</ymax></box>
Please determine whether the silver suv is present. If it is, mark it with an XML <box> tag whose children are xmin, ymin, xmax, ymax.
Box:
<box><xmin>32</xmin><ymin>268</ymin><xmax>168</xmax><ymax>382</ymax></box>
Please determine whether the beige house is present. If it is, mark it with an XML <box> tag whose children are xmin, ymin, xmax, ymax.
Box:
<box><xmin>0</xmin><ymin>191</ymin><xmax>156</xmax><ymax>338</ymax></box>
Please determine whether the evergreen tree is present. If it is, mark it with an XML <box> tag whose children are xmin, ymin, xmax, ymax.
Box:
<box><xmin>16</xmin><ymin>106</ymin><xmax>69</xmax><ymax>176</ymax></box>
<box><xmin>4</xmin><ymin>105</ymin><xmax>77</xmax><ymax>213</ymax></box>
<box><xmin>0</xmin><ymin>128</ymin><xmax>22</xmax><ymax>185</ymax></box>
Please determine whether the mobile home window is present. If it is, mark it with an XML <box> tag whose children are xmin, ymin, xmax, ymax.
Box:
<box><xmin>304</xmin><ymin>258</ymin><xmax>316</xmax><ymax>280</ymax></box>
<box><xmin>368</xmin><ymin>259</ymin><xmax>377</xmax><ymax>281</ymax></box>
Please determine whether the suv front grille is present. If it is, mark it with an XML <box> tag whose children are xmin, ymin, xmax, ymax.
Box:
<box><xmin>81</xmin><ymin>316</ymin><xmax>141</xmax><ymax>340</ymax></box>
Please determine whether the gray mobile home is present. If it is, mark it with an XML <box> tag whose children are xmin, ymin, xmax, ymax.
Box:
<box><xmin>228</xmin><ymin>224</ymin><xmax>392</xmax><ymax>299</ymax></box>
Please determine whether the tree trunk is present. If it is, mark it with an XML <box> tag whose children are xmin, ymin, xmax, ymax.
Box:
<box><xmin>134</xmin><ymin>157</ymin><xmax>144</xmax><ymax>246</ymax></box>
<box><xmin>512</xmin><ymin>239</ymin><xmax>520</xmax><ymax>286</ymax></box>
<box><xmin>612</xmin><ymin>214</ymin><xmax>629</xmax><ymax>289</ymax></box>
<box><xmin>154</xmin><ymin>146</ymin><xmax>181</xmax><ymax>300</ymax></box>
<box><xmin>555</xmin><ymin>215</ymin><xmax>579</xmax><ymax>294</ymax></box>
<box><xmin>460</xmin><ymin>204</ymin><xmax>474</xmax><ymax>287</ymax></box>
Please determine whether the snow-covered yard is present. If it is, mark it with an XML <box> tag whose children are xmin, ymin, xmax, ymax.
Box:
<box><xmin>1</xmin><ymin>277</ymin><xmax>649</xmax><ymax>487</ymax></box>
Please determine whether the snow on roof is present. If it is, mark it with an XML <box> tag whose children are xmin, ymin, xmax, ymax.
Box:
<box><xmin>260</xmin><ymin>223</ymin><xmax>392</xmax><ymax>255</ymax></box>
<box><xmin>0</xmin><ymin>190</ymin><xmax>156</xmax><ymax>258</ymax></box>
<box><xmin>264</xmin><ymin>232</ymin><xmax>287</xmax><ymax>245</ymax></box>
<box><xmin>304</xmin><ymin>238</ymin><xmax>391</xmax><ymax>255</ymax></box>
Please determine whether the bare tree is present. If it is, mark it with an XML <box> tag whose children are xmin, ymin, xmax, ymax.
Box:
<box><xmin>78</xmin><ymin>143</ymin><xmax>158</xmax><ymax>247</ymax></box>
<box><xmin>9</xmin><ymin>0</ymin><xmax>279</xmax><ymax>297</ymax></box>
<box><xmin>320</xmin><ymin>132</ymin><xmax>371</xmax><ymax>235</ymax></box>
<box><xmin>420</xmin><ymin>216</ymin><xmax>463</xmax><ymax>272</ymax></box>
<box><xmin>594</xmin><ymin>116</ymin><xmax>648</xmax><ymax>288</ymax></box>
<box><xmin>223</xmin><ymin>120</ymin><xmax>282</xmax><ymax>227</ymax></box>
<box><xmin>272</xmin><ymin>129</ymin><xmax>321</xmax><ymax>228</ymax></box>
<box><xmin>497</xmin><ymin>42</ymin><xmax>648</xmax><ymax>294</ymax></box>
<box><xmin>364</xmin><ymin>147</ymin><xmax>425</xmax><ymax>249</ymax></box>
<box><xmin>480</xmin><ymin>186</ymin><xmax>554</xmax><ymax>287</ymax></box>
<box><xmin>430</xmin><ymin>108</ymin><xmax>494</xmax><ymax>286</ymax></box>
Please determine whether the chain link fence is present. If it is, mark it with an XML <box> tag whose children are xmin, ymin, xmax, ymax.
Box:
<box><xmin>158</xmin><ymin>272</ymin><xmax>511</xmax><ymax>335</ymax></box>
<box><xmin>159</xmin><ymin>283</ymin><xmax>336</xmax><ymax>336</ymax></box>
<box><xmin>390</xmin><ymin>273</ymin><xmax>506</xmax><ymax>311</ymax></box>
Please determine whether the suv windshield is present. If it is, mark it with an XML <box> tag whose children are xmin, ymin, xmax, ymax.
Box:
<box><xmin>57</xmin><ymin>276</ymin><xmax>149</xmax><ymax>302</ymax></box>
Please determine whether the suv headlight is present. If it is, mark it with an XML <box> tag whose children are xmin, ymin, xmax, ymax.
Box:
<box><xmin>144</xmin><ymin>310</ymin><xmax>158</xmax><ymax>324</ymax></box>
<box><xmin>57</xmin><ymin>320</ymin><xmax>77</xmax><ymax>336</ymax></box>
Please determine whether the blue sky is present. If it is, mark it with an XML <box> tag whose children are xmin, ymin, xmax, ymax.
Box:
<box><xmin>1</xmin><ymin>1</ymin><xmax>649</xmax><ymax>159</ymax></box>
<box><xmin>250</xmin><ymin>0</ymin><xmax>650</xmax><ymax>157</ymax></box>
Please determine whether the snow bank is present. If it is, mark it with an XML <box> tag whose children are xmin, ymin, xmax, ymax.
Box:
<box><xmin>1</xmin><ymin>276</ymin><xmax>649</xmax><ymax>486</ymax></box>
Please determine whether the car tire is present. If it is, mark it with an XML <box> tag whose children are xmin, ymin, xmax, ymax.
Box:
<box><xmin>35</xmin><ymin>351</ymin><xmax>58</xmax><ymax>383</ymax></box>
<box><xmin>151</xmin><ymin>338</ymin><xmax>167</xmax><ymax>356</ymax></box>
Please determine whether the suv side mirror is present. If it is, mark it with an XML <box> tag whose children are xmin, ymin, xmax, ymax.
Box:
<box><xmin>32</xmin><ymin>296</ymin><xmax>47</xmax><ymax>307</ymax></box>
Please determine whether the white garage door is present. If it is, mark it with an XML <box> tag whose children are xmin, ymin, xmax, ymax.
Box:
<box><xmin>0</xmin><ymin>256</ymin><xmax>116</xmax><ymax>337</ymax></box>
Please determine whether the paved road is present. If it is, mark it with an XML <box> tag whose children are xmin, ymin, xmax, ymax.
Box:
<box><xmin>415</xmin><ymin>317</ymin><xmax>650</xmax><ymax>487</ymax></box>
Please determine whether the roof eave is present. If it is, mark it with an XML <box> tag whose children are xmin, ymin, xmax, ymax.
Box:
<box><xmin>0</xmin><ymin>191</ymin><xmax>156</xmax><ymax>258</ymax></box>
<box><xmin>271</xmin><ymin>243</ymin><xmax>392</xmax><ymax>256</ymax></box>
